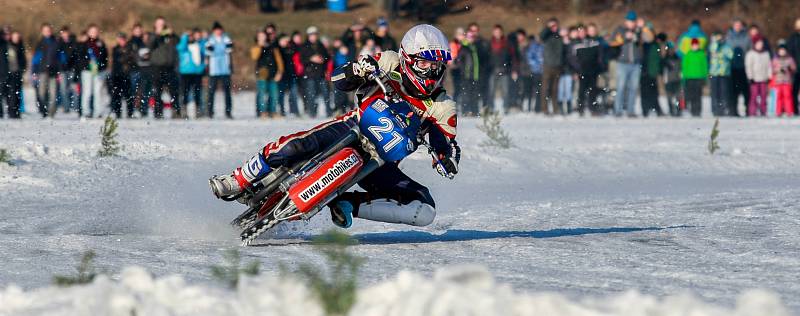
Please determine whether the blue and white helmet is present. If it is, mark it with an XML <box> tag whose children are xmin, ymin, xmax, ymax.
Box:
<box><xmin>399</xmin><ymin>24</ymin><xmax>452</xmax><ymax>98</ymax></box>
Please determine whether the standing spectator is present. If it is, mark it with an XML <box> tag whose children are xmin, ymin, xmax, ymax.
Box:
<box><xmin>177</xmin><ymin>28</ymin><xmax>206</xmax><ymax>118</ymax></box>
<box><xmin>748</xmin><ymin>25</ymin><xmax>772</xmax><ymax>55</ymax></box>
<box><xmin>331</xmin><ymin>39</ymin><xmax>351</xmax><ymax>114</ymax></box>
<box><xmin>661</xmin><ymin>40</ymin><xmax>682</xmax><ymax>116</ymax></box>
<box><xmin>448</xmin><ymin>27</ymin><xmax>465</xmax><ymax>104</ymax></box>
<box><xmin>640</xmin><ymin>23</ymin><xmax>663</xmax><ymax>117</ymax></box>
<box><xmin>540</xmin><ymin>17</ymin><xmax>564</xmax><ymax>115</ymax></box>
<box><xmin>359</xmin><ymin>37</ymin><xmax>380</xmax><ymax>56</ymax></box>
<box><xmin>526</xmin><ymin>34</ymin><xmax>544</xmax><ymax>113</ymax></box>
<box><xmin>57</xmin><ymin>26</ymin><xmax>79</xmax><ymax>114</ymax></box>
<box><xmin>610</xmin><ymin>11</ymin><xmax>643</xmax><ymax>117</ymax></box>
<box><xmin>708</xmin><ymin>32</ymin><xmax>734</xmax><ymax>117</ymax></box>
<box><xmin>682</xmin><ymin>38</ymin><xmax>708</xmax><ymax>117</ymax></box>
<box><xmin>5</xmin><ymin>31</ymin><xmax>26</xmax><ymax>118</ymax></box>
<box><xmin>32</xmin><ymin>23</ymin><xmax>62</xmax><ymax>118</ymax></box>
<box><xmin>0</xmin><ymin>29</ymin><xmax>8</xmax><ymax>118</ymax></box>
<box><xmin>771</xmin><ymin>42</ymin><xmax>796</xmax><ymax>117</ymax></box>
<box><xmin>677</xmin><ymin>20</ymin><xmax>707</xmax><ymax>57</ymax></box>
<box><xmin>278</xmin><ymin>33</ymin><xmax>301</xmax><ymax>117</ymax></box>
<box><xmin>300</xmin><ymin>26</ymin><xmax>330</xmax><ymax>118</ymax></box>
<box><xmin>574</xmin><ymin>24</ymin><xmax>604</xmax><ymax>116</ymax></box>
<box><xmin>110</xmin><ymin>33</ymin><xmax>136</xmax><ymax>118</ymax></box>
<box><xmin>373</xmin><ymin>18</ymin><xmax>397</xmax><ymax>51</ymax></box>
<box><xmin>468</xmin><ymin>23</ymin><xmax>492</xmax><ymax>112</ymax></box>
<box><xmin>512</xmin><ymin>30</ymin><xmax>532</xmax><ymax>113</ymax></box>
<box><xmin>787</xmin><ymin>18</ymin><xmax>800</xmax><ymax>115</ymax></box>
<box><xmin>456</xmin><ymin>30</ymin><xmax>481</xmax><ymax>115</ymax></box>
<box><xmin>560</xmin><ymin>26</ymin><xmax>579</xmax><ymax>115</ymax></box>
<box><xmin>149</xmin><ymin>17</ymin><xmax>180</xmax><ymax>119</ymax></box>
<box><xmin>488</xmin><ymin>24</ymin><xmax>514</xmax><ymax>112</ymax></box>
<box><xmin>726</xmin><ymin>19</ymin><xmax>751</xmax><ymax>117</ymax></box>
<box><xmin>341</xmin><ymin>22</ymin><xmax>372</xmax><ymax>60</ymax></box>
<box><xmin>129</xmin><ymin>23</ymin><xmax>152</xmax><ymax>118</ymax></box>
<box><xmin>77</xmin><ymin>25</ymin><xmax>108</xmax><ymax>119</ymax></box>
<box><xmin>205</xmin><ymin>21</ymin><xmax>234</xmax><ymax>119</ymax></box>
<box><xmin>251</xmin><ymin>30</ymin><xmax>284</xmax><ymax>118</ymax></box>
<box><xmin>745</xmin><ymin>38</ymin><xmax>771</xmax><ymax>116</ymax></box>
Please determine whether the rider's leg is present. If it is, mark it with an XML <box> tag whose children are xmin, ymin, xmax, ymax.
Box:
<box><xmin>210</xmin><ymin>112</ymin><xmax>358</xmax><ymax>198</ymax></box>
<box><xmin>329</xmin><ymin>163</ymin><xmax>436</xmax><ymax>227</ymax></box>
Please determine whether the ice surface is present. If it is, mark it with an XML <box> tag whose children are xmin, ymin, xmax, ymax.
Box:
<box><xmin>1</xmin><ymin>91</ymin><xmax>799</xmax><ymax>314</ymax></box>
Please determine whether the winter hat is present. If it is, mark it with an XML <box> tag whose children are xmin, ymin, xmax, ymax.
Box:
<box><xmin>751</xmin><ymin>34</ymin><xmax>763</xmax><ymax>45</ymax></box>
<box><xmin>625</xmin><ymin>10</ymin><xmax>637</xmax><ymax>21</ymax></box>
<box><xmin>377</xmin><ymin>17</ymin><xmax>389</xmax><ymax>28</ymax></box>
<box><xmin>212</xmin><ymin>21</ymin><xmax>224</xmax><ymax>31</ymax></box>
<box><xmin>777</xmin><ymin>39</ymin><xmax>787</xmax><ymax>49</ymax></box>
<box><xmin>117</xmin><ymin>32</ymin><xmax>127</xmax><ymax>39</ymax></box>
<box><xmin>691</xmin><ymin>38</ymin><xmax>700</xmax><ymax>46</ymax></box>
<box><xmin>306</xmin><ymin>26</ymin><xmax>319</xmax><ymax>35</ymax></box>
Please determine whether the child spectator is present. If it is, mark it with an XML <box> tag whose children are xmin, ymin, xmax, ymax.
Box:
<box><xmin>745</xmin><ymin>37</ymin><xmax>772</xmax><ymax>116</ymax></box>
<box><xmin>661</xmin><ymin>39</ymin><xmax>682</xmax><ymax>117</ymax></box>
<box><xmin>251</xmin><ymin>30</ymin><xmax>284</xmax><ymax>119</ymax></box>
<box><xmin>681</xmin><ymin>38</ymin><xmax>708</xmax><ymax>117</ymax></box>
<box><xmin>771</xmin><ymin>42</ymin><xmax>796</xmax><ymax>117</ymax></box>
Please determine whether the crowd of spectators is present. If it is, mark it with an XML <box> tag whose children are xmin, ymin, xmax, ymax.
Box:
<box><xmin>2</xmin><ymin>13</ymin><xmax>800</xmax><ymax>120</ymax></box>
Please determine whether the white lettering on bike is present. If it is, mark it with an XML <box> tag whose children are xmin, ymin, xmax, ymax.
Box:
<box><xmin>298</xmin><ymin>152</ymin><xmax>361</xmax><ymax>203</ymax></box>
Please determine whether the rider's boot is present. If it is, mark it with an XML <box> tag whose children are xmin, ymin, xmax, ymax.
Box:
<box><xmin>210</xmin><ymin>154</ymin><xmax>272</xmax><ymax>200</ymax></box>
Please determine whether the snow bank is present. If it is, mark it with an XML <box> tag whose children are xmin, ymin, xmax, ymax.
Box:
<box><xmin>0</xmin><ymin>266</ymin><xmax>789</xmax><ymax>316</ymax></box>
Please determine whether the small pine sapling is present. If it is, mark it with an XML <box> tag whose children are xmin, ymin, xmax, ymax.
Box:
<box><xmin>98</xmin><ymin>116</ymin><xmax>121</xmax><ymax>157</ymax></box>
<box><xmin>708</xmin><ymin>118</ymin><xmax>721</xmax><ymax>155</ymax></box>
<box><xmin>478</xmin><ymin>108</ymin><xmax>513</xmax><ymax>149</ymax></box>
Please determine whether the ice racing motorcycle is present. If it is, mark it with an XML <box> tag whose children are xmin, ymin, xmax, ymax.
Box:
<box><xmin>220</xmin><ymin>72</ymin><xmax>454</xmax><ymax>245</ymax></box>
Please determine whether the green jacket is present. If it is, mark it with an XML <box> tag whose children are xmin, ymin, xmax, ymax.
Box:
<box><xmin>681</xmin><ymin>49</ymin><xmax>708</xmax><ymax>80</ymax></box>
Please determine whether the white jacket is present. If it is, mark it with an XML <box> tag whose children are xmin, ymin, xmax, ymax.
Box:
<box><xmin>745</xmin><ymin>50</ymin><xmax>772</xmax><ymax>82</ymax></box>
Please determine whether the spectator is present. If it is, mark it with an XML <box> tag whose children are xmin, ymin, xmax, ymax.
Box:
<box><xmin>373</xmin><ymin>18</ymin><xmax>397</xmax><ymax>51</ymax></box>
<box><xmin>540</xmin><ymin>17</ymin><xmax>564</xmax><ymax>115</ymax></box>
<box><xmin>560</xmin><ymin>26</ymin><xmax>579</xmax><ymax>114</ymax></box>
<box><xmin>661</xmin><ymin>39</ymin><xmax>682</xmax><ymax>117</ymax></box>
<box><xmin>511</xmin><ymin>29</ymin><xmax>532</xmax><ymax>113</ymax></box>
<box><xmin>341</xmin><ymin>22</ymin><xmax>372</xmax><ymax>60</ymax></box>
<box><xmin>448</xmin><ymin>27</ymin><xmax>465</xmax><ymax>104</ymax></box>
<box><xmin>456</xmin><ymin>30</ymin><xmax>481</xmax><ymax>115</ymax></box>
<box><xmin>526</xmin><ymin>34</ymin><xmax>544</xmax><ymax>113</ymax></box>
<box><xmin>149</xmin><ymin>17</ymin><xmax>181</xmax><ymax>119</ymax></box>
<box><xmin>609</xmin><ymin>11</ymin><xmax>643</xmax><ymax>117</ymax></box>
<box><xmin>331</xmin><ymin>39</ymin><xmax>351</xmax><ymax>114</ymax></box>
<box><xmin>177</xmin><ymin>28</ymin><xmax>206</xmax><ymax>118</ymax></box>
<box><xmin>677</xmin><ymin>20</ymin><xmax>707</xmax><ymax>57</ymax></box>
<box><xmin>726</xmin><ymin>19</ymin><xmax>751</xmax><ymax>117</ymax></box>
<box><xmin>640</xmin><ymin>22</ymin><xmax>663</xmax><ymax>117</ymax></box>
<box><xmin>5</xmin><ymin>31</ymin><xmax>25</xmax><ymax>118</ymax></box>
<box><xmin>468</xmin><ymin>22</ymin><xmax>492</xmax><ymax>113</ymax></box>
<box><xmin>110</xmin><ymin>32</ymin><xmax>136</xmax><ymax>118</ymax></box>
<box><xmin>129</xmin><ymin>23</ymin><xmax>152</xmax><ymax>118</ymax></box>
<box><xmin>748</xmin><ymin>24</ymin><xmax>772</xmax><ymax>55</ymax></box>
<box><xmin>682</xmin><ymin>38</ymin><xmax>708</xmax><ymax>117</ymax></box>
<box><xmin>708</xmin><ymin>32</ymin><xmax>734</xmax><ymax>117</ymax></box>
<box><xmin>32</xmin><ymin>23</ymin><xmax>62</xmax><ymax>118</ymax></box>
<box><xmin>359</xmin><ymin>37</ymin><xmax>380</xmax><ymax>56</ymax></box>
<box><xmin>745</xmin><ymin>37</ymin><xmax>771</xmax><ymax>116</ymax></box>
<box><xmin>77</xmin><ymin>25</ymin><xmax>108</xmax><ymax>119</ymax></box>
<box><xmin>771</xmin><ymin>42</ymin><xmax>796</xmax><ymax>117</ymax></box>
<box><xmin>0</xmin><ymin>29</ymin><xmax>8</xmax><ymax>118</ymax></box>
<box><xmin>488</xmin><ymin>24</ymin><xmax>514</xmax><ymax>112</ymax></box>
<box><xmin>251</xmin><ymin>30</ymin><xmax>284</xmax><ymax>119</ymax></box>
<box><xmin>574</xmin><ymin>23</ymin><xmax>604</xmax><ymax>116</ymax></box>
<box><xmin>57</xmin><ymin>26</ymin><xmax>79</xmax><ymax>114</ymax></box>
<box><xmin>278</xmin><ymin>33</ymin><xmax>301</xmax><ymax>117</ymax></box>
<box><xmin>787</xmin><ymin>18</ymin><xmax>800</xmax><ymax>115</ymax></box>
<box><xmin>205</xmin><ymin>21</ymin><xmax>235</xmax><ymax>119</ymax></box>
<box><xmin>300</xmin><ymin>26</ymin><xmax>330</xmax><ymax>118</ymax></box>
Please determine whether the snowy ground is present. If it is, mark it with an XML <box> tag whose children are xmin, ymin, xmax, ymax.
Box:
<box><xmin>1</xmin><ymin>92</ymin><xmax>799</xmax><ymax>314</ymax></box>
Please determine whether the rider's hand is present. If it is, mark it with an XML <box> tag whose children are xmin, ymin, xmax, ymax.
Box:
<box><xmin>351</xmin><ymin>55</ymin><xmax>379</xmax><ymax>78</ymax></box>
<box><xmin>433</xmin><ymin>144</ymin><xmax>460</xmax><ymax>177</ymax></box>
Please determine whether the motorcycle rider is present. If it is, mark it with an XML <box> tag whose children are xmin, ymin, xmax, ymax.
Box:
<box><xmin>209</xmin><ymin>24</ymin><xmax>460</xmax><ymax>229</ymax></box>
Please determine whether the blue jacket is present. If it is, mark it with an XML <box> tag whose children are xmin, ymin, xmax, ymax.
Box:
<box><xmin>526</xmin><ymin>41</ymin><xmax>544</xmax><ymax>74</ymax></box>
<box><xmin>205</xmin><ymin>34</ymin><xmax>233</xmax><ymax>76</ymax></box>
<box><xmin>32</xmin><ymin>36</ymin><xmax>66</xmax><ymax>75</ymax></box>
<box><xmin>177</xmin><ymin>34</ymin><xmax>206</xmax><ymax>75</ymax></box>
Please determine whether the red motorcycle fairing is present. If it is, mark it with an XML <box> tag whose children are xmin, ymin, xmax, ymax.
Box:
<box><xmin>288</xmin><ymin>147</ymin><xmax>364</xmax><ymax>213</ymax></box>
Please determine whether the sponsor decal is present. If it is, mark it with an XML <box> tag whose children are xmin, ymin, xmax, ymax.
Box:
<box><xmin>371</xmin><ymin>99</ymin><xmax>389</xmax><ymax>112</ymax></box>
<box><xmin>389</xmin><ymin>70</ymin><xmax>402</xmax><ymax>81</ymax></box>
<box><xmin>297</xmin><ymin>153</ymin><xmax>360</xmax><ymax>203</ymax></box>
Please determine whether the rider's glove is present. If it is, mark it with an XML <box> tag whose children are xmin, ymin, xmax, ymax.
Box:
<box><xmin>351</xmin><ymin>55</ymin><xmax>379</xmax><ymax>78</ymax></box>
<box><xmin>433</xmin><ymin>143</ymin><xmax>460</xmax><ymax>178</ymax></box>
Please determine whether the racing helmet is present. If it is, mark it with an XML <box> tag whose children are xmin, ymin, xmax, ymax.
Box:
<box><xmin>398</xmin><ymin>24</ymin><xmax>452</xmax><ymax>99</ymax></box>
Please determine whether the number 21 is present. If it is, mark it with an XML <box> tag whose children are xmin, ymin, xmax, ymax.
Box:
<box><xmin>368</xmin><ymin>117</ymin><xmax>403</xmax><ymax>153</ymax></box>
